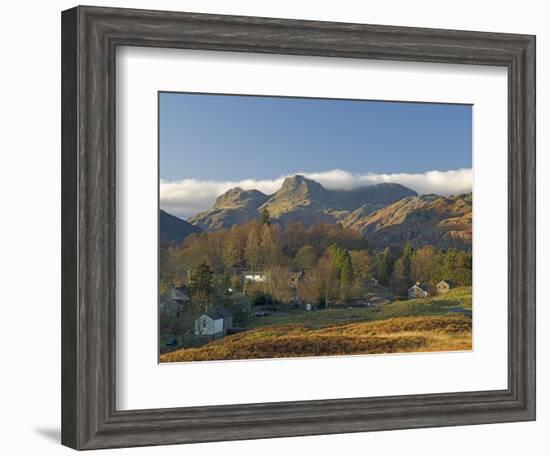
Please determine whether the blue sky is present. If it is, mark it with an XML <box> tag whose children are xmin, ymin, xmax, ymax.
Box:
<box><xmin>159</xmin><ymin>92</ymin><xmax>472</xmax><ymax>219</ymax></box>
<box><xmin>159</xmin><ymin>92</ymin><xmax>471</xmax><ymax>181</ymax></box>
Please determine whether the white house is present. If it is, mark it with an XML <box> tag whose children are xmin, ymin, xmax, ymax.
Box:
<box><xmin>194</xmin><ymin>306</ymin><xmax>233</xmax><ymax>339</ymax></box>
<box><xmin>244</xmin><ymin>272</ymin><xmax>269</xmax><ymax>283</ymax></box>
<box><xmin>408</xmin><ymin>283</ymin><xmax>430</xmax><ymax>300</ymax></box>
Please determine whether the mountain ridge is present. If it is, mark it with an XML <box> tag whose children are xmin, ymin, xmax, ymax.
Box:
<box><xmin>342</xmin><ymin>193</ymin><xmax>472</xmax><ymax>249</ymax></box>
<box><xmin>163</xmin><ymin>175</ymin><xmax>472</xmax><ymax>250</ymax></box>
<box><xmin>159</xmin><ymin>209</ymin><xmax>202</xmax><ymax>245</ymax></box>
<box><xmin>189</xmin><ymin>175</ymin><xmax>418</xmax><ymax>231</ymax></box>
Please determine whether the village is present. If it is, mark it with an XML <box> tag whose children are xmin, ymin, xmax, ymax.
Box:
<box><xmin>160</xmin><ymin>266</ymin><xmax>464</xmax><ymax>352</ymax></box>
<box><xmin>158</xmin><ymin>213</ymin><xmax>473</xmax><ymax>358</ymax></box>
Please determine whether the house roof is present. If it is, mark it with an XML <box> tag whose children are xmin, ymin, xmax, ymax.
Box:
<box><xmin>409</xmin><ymin>283</ymin><xmax>430</xmax><ymax>292</ymax></box>
<box><xmin>160</xmin><ymin>296</ymin><xmax>178</xmax><ymax>306</ymax></box>
<box><xmin>169</xmin><ymin>286</ymin><xmax>190</xmax><ymax>301</ymax></box>
<box><xmin>438</xmin><ymin>280</ymin><xmax>456</xmax><ymax>287</ymax></box>
<box><xmin>204</xmin><ymin>306</ymin><xmax>233</xmax><ymax>320</ymax></box>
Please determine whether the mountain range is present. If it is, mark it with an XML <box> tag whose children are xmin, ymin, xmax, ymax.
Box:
<box><xmin>189</xmin><ymin>175</ymin><xmax>416</xmax><ymax>230</ymax></box>
<box><xmin>161</xmin><ymin>175</ymin><xmax>472</xmax><ymax>249</ymax></box>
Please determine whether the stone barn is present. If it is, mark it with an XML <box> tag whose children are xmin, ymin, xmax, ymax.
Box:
<box><xmin>437</xmin><ymin>280</ymin><xmax>456</xmax><ymax>294</ymax></box>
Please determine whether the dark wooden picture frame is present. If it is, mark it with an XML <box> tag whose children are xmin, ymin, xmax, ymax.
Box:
<box><xmin>61</xmin><ymin>5</ymin><xmax>536</xmax><ymax>450</ymax></box>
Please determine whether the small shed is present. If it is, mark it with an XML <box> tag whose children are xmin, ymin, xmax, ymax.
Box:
<box><xmin>437</xmin><ymin>280</ymin><xmax>456</xmax><ymax>294</ymax></box>
<box><xmin>297</xmin><ymin>302</ymin><xmax>314</xmax><ymax>311</ymax></box>
<box><xmin>408</xmin><ymin>283</ymin><xmax>430</xmax><ymax>300</ymax></box>
<box><xmin>194</xmin><ymin>306</ymin><xmax>233</xmax><ymax>338</ymax></box>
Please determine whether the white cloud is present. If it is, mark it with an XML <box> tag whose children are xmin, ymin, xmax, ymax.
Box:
<box><xmin>160</xmin><ymin>168</ymin><xmax>472</xmax><ymax>219</ymax></box>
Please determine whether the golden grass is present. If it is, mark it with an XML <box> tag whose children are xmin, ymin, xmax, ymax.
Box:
<box><xmin>160</xmin><ymin>315</ymin><xmax>472</xmax><ymax>363</ymax></box>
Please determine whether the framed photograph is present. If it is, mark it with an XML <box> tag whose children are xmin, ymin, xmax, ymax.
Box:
<box><xmin>61</xmin><ymin>5</ymin><xmax>536</xmax><ymax>450</ymax></box>
<box><xmin>157</xmin><ymin>92</ymin><xmax>475</xmax><ymax>363</ymax></box>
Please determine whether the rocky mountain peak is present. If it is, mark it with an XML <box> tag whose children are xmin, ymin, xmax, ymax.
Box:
<box><xmin>214</xmin><ymin>187</ymin><xmax>268</xmax><ymax>210</ymax></box>
<box><xmin>279</xmin><ymin>174</ymin><xmax>328</xmax><ymax>198</ymax></box>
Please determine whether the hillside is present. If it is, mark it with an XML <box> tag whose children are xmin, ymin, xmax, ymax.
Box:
<box><xmin>160</xmin><ymin>287</ymin><xmax>472</xmax><ymax>362</ymax></box>
<box><xmin>343</xmin><ymin>193</ymin><xmax>472</xmax><ymax>249</ymax></box>
<box><xmin>160</xmin><ymin>314</ymin><xmax>472</xmax><ymax>362</ymax></box>
<box><xmin>189</xmin><ymin>175</ymin><xmax>417</xmax><ymax>230</ymax></box>
<box><xmin>159</xmin><ymin>209</ymin><xmax>201</xmax><ymax>245</ymax></box>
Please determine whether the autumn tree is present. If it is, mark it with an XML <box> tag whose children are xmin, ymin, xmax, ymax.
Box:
<box><xmin>349</xmin><ymin>250</ymin><xmax>372</xmax><ymax>283</ymax></box>
<box><xmin>411</xmin><ymin>246</ymin><xmax>444</xmax><ymax>285</ymax></box>
<box><xmin>307</xmin><ymin>223</ymin><xmax>336</xmax><ymax>254</ymax></box>
<box><xmin>222</xmin><ymin>226</ymin><xmax>242</xmax><ymax>270</ymax></box>
<box><xmin>244</xmin><ymin>223</ymin><xmax>262</xmax><ymax>271</ymax></box>
<box><xmin>267</xmin><ymin>266</ymin><xmax>294</xmax><ymax>304</ymax></box>
<box><xmin>294</xmin><ymin>245</ymin><xmax>318</xmax><ymax>271</ymax></box>
<box><xmin>316</xmin><ymin>253</ymin><xmax>339</xmax><ymax>308</ymax></box>
<box><xmin>296</xmin><ymin>267</ymin><xmax>323</xmax><ymax>304</ymax></box>
<box><xmin>282</xmin><ymin>222</ymin><xmax>307</xmax><ymax>257</ymax></box>
<box><xmin>260</xmin><ymin>223</ymin><xmax>283</xmax><ymax>268</ymax></box>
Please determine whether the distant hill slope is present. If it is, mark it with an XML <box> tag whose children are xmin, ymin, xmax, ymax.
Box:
<box><xmin>160</xmin><ymin>209</ymin><xmax>201</xmax><ymax>245</ymax></box>
<box><xmin>342</xmin><ymin>193</ymin><xmax>472</xmax><ymax>249</ymax></box>
<box><xmin>190</xmin><ymin>175</ymin><xmax>417</xmax><ymax>230</ymax></box>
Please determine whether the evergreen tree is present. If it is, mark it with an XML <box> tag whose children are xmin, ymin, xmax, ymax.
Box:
<box><xmin>378</xmin><ymin>247</ymin><xmax>394</xmax><ymax>286</ymax></box>
<box><xmin>220</xmin><ymin>272</ymin><xmax>232</xmax><ymax>294</ymax></box>
<box><xmin>259</xmin><ymin>208</ymin><xmax>271</xmax><ymax>225</ymax></box>
<box><xmin>444</xmin><ymin>248</ymin><xmax>458</xmax><ymax>279</ymax></box>
<box><xmin>231</xmin><ymin>274</ymin><xmax>243</xmax><ymax>293</ymax></box>
<box><xmin>402</xmin><ymin>242</ymin><xmax>413</xmax><ymax>281</ymax></box>
<box><xmin>188</xmin><ymin>259</ymin><xmax>214</xmax><ymax>311</ymax></box>
<box><xmin>390</xmin><ymin>243</ymin><xmax>414</xmax><ymax>296</ymax></box>
<box><xmin>328</xmin><ymin>244</ymin><xmax>354</xmax><ymax>301</ymax></box>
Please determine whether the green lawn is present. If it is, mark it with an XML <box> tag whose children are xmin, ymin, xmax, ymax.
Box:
<box><xmin>250</xmin><ymin>287</ymin><xmax>472</xmax><ymax>329</ymax></box>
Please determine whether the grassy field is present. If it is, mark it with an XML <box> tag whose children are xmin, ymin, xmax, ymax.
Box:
<box><xmin>248</xmin><ymin>287</ymin><xmax>471</xmax><ymax>327</ymax></box>
<box><xmin>160</xmin><ymin>287</ymin><xmax>472</xmax><ymax>362</ymax></box>
<box><xmin>160</xmin><ymin>315</ymin><xmax>471</xmax><ymax>362</ymax></box>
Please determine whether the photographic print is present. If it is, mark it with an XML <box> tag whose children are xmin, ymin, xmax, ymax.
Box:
<box><xmin>158</xmin><ymin>93</ymin><xmax>473</xmax><ymax>363</ymax></box>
